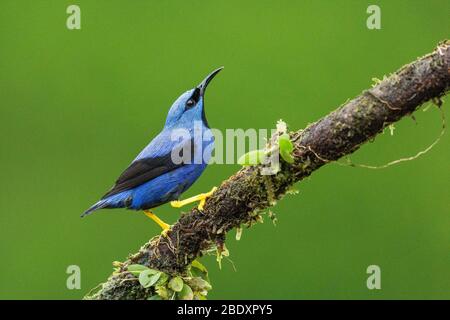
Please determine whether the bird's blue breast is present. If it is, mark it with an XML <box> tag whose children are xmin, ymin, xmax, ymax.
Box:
<box><xmin>103</xmin><ymin>125</ymin><xmax>214</xmax><ymax>211</ymax></box>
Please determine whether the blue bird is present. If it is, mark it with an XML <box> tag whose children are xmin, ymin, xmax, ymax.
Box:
<box><xmin>83</xmin><ymin>67</ymin><xmax>223</xmax><ymax>231</ymax></box>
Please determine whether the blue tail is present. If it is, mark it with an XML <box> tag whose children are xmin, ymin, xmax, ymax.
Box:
<box><xmin>81</xmin><ymin>199</ymin><xmax>110</xmax><ymax>217</ymax></box>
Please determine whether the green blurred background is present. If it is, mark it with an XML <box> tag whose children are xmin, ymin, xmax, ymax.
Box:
<box><xmin>0</xmin><ymin>0</ymin><xmax>448</xmax><ymax>299</ymax></box>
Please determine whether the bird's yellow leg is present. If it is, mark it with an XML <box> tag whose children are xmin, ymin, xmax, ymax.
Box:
<box><xmin>171</xmin><ymin>186</ymin><xmax>217</xmax><ymax>211</ymax></box>
<box><xmin>143</xmin><ymin>210</ymin><xmax>170</xmax><ymax>232</ymax></box>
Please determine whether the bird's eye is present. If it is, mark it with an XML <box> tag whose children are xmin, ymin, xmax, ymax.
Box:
<box><xmin>186</xmin><ymin>99</ymin><xmax>195</xmax><ymax>108</ymax></box>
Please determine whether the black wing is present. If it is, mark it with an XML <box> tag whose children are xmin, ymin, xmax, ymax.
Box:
<box><xmin>102</xmin><ymin>138</ymin><xmax>195</xmax><ymax>199</ymax></box>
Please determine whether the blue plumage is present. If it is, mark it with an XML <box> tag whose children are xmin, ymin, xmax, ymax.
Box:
<box><xmin>83</xmin><ymin>67</ymin><xmax>222</xmax><ymax>217</ymax></box>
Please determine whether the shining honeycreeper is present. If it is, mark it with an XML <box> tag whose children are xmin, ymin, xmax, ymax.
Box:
<box><xmin>82</xmin><ymin>67</ymin><xmax>223</xmax><ymax>230</ymax></box>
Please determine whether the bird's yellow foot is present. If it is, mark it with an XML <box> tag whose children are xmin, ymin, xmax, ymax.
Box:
<box><xmin>171</xmin><ymin>186</ymin><xmax>218</xmax><ymax>211</ymax></box>
<box><xmin>144</xmin><ymin>210</ymin><xmax>170</xmax><ymax>236</ymax></box>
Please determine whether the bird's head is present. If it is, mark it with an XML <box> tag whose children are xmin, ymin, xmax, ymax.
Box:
<box><xmin>164</xmin><ymin>67</ymin><xmax>223</xmax><ymax>129</ymax></box>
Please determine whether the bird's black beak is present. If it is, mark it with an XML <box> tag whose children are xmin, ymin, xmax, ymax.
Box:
<box><xmin>198</xmin><ymin>67</ymin><xmax>224</xmax><ymax>97</ymax></box>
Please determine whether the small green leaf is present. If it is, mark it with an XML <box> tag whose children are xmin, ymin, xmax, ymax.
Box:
<box><xmin>127</xmin><ymin>264</ymin><xmax>150</xmax><ymax>276</ymax></box>
<box><xmin>139</xmin><ymin>270</ymin><xmax>162</xmax><ymax>288</ymax></box>
<box><xmin>168</xmin><ymin>276</ymin><xmax>184</xmax><ymax>292</ymax></box>
<box><xmin>278</xmin><ymin>133</ymin><xmax>294</xmax><ymax>164</ymax></box>
<box><xmin>186</xmin><ymin>277</ymin><xmax>212</xmax><ymax>291</ymax></box>
<box><xmin>279</xmin><ymin>133</ymin><xmax>293</xmax><ymax>152</ymax></box>
<box><xmin>191</xmin><ymin>260</ymin><xmax>207</xmax><ymax>273</ymax></box>
<box><xmin>147</xmin><ymin>295</ymin><xmax>162</xmax><ymax>300</ymax></box>
<box><xmin>280</xmin><ymin>151</ymin><xmax>294</xmax><ymax>164</ymax></box>
<box><xmin>157</xmin><ymin>272</ymin><xmax>169</xmax><ymax>286</ymax></box>
<box><xmin>190</xmin><ymin>266</ymin><xmax>209</xmax><ymax>283</ymax></box>
<box><xmin>194</xmin><ymin>293</ymin><xmax>207</xmax><ymax>300</ymax></box>
<box><xmin>177</xmin><ymin>283</ymin><xmax>194</xmax><ymax>300</ymax></box>
<box><xmin>155</xmin><ymin>285</ymin><xmax>170</xmax><ymax>300</ymax></box>
<box><xmin>237</xmin><ymin>150</ymin><xmax>266</xmax><ymax>166</ymax></box>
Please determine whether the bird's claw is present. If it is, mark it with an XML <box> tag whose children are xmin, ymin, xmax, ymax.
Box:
<box><xmin>205</xmin><ymin>186</ymin><xmax>218</xmax><ymax>197</ymax></box>
<box><xmin>197</xmin><ymin>199</ymin><xmax>206</xmax><ymax>211</ymax></box>
<box><xmin>160</xmin><ymin>228</ymin><xmax>170</xmax><ymax>238</ymax></box>
<box><xmin>170</xmin><ymin>200</ymin><xmax>182</xmax><ymax>208</ymax></box>
<box><xmin>197</xmin><ymin>186</ymin><xmax>217</xmax><ymax>211</ymax></box>
<box><xmin>170</xmin><ymin>186</ymin><xmax>218</xmax><ymax>211</ymax></box>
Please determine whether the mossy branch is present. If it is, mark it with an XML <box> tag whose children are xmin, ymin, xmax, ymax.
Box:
<box><xmin>85</xmin><ymin>41</ymin><xmax>450</xmax><ymax>300</ymax></box>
